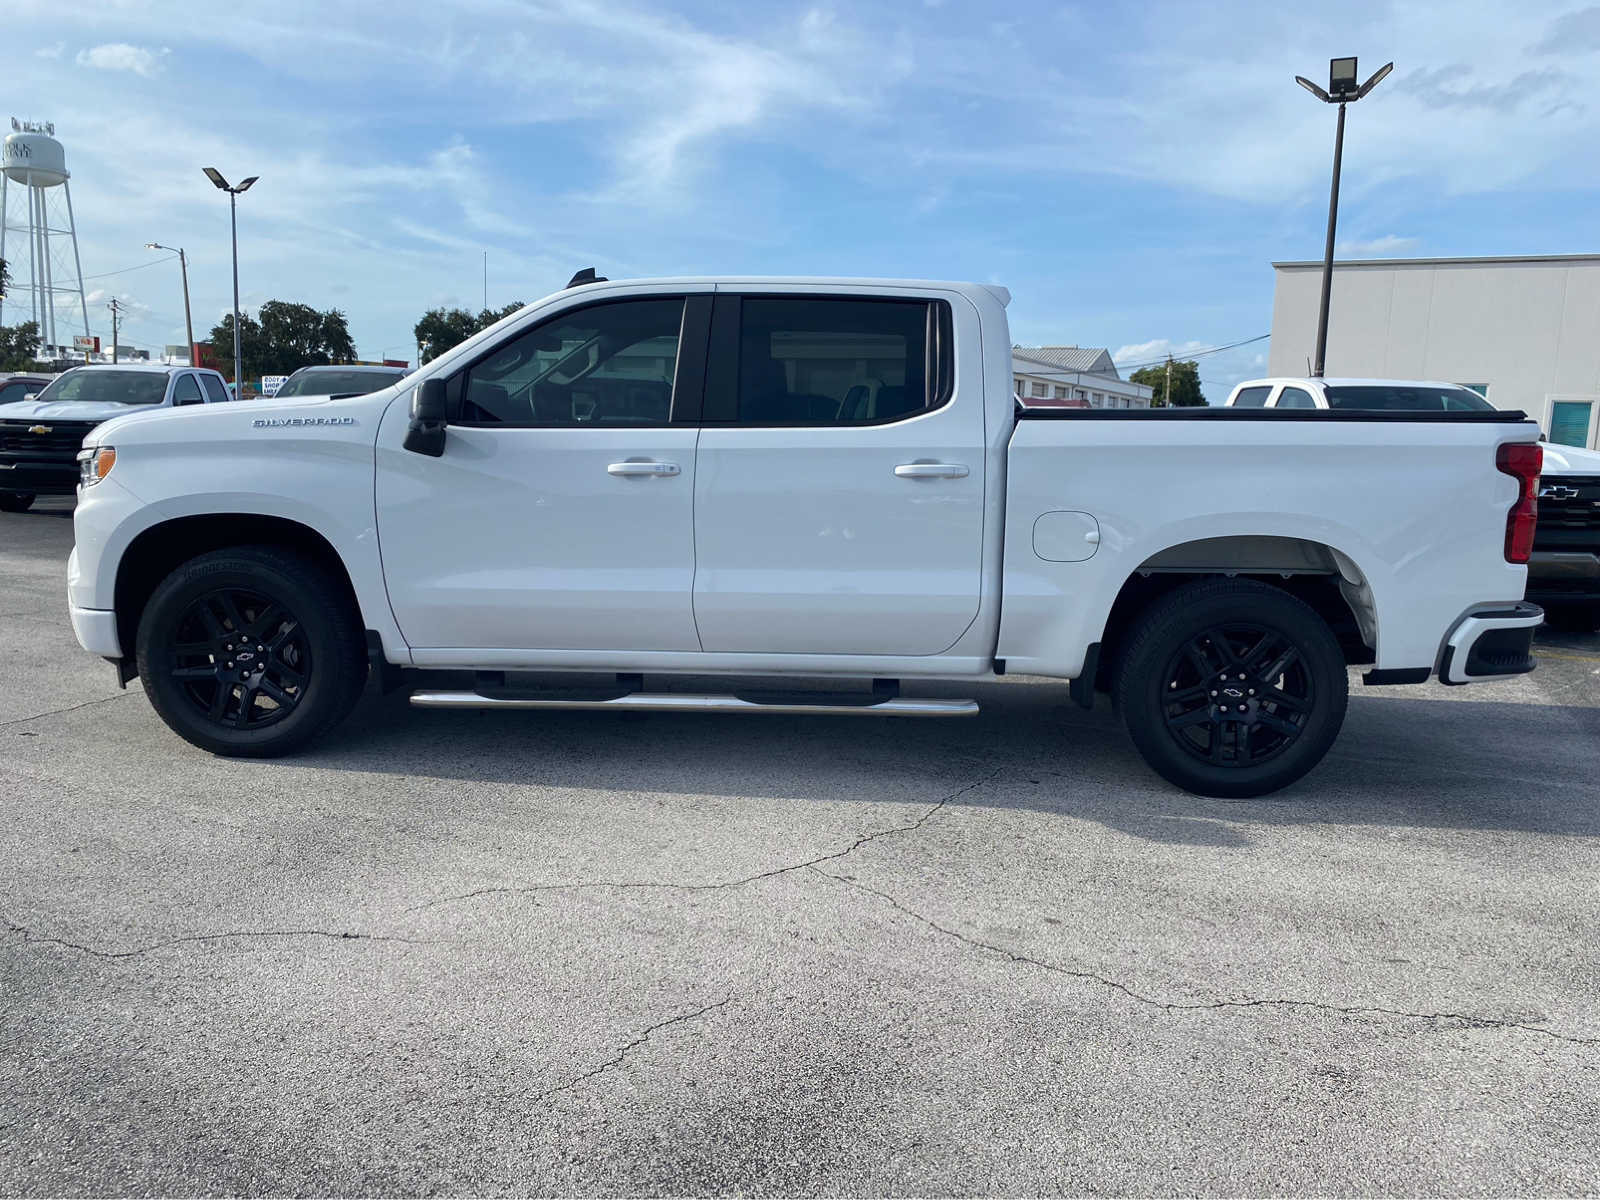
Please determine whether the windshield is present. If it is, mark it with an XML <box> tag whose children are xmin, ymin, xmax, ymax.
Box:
<box><xmin>275</xmin><ymin>369</ymin><xmax>401</xmax><ymax>398</ymax></box>
<box><xmin>1323</xmin><ymin>385</ymin><xmax>1494</xmax><ymax>412</ymax></box>
<box><xmin>34</xmin><ymin>370</ymin><xmax>168</xmax><ymax>406</ymax></box>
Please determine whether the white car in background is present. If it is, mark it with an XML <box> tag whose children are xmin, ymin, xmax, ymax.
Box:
<box><xmin>1226</xmin><ymin>376</ymin><xmax>1600</xmax><ymax>631</ymax></box>
<box><xmin>1225</xmin><ymin>377</ymin><xmax>1496</xmax><ymax>412</ymax></box>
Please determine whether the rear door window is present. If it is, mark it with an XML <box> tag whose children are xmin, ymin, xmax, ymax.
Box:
<box><xmin>1231</xmin><ymin>386</ymin><xmax>1272</xmax><ymax>407</ymax></box>
<box><xmin>705</xmin><ymin>296</ymin><xmax>953</xmax><ymax>425</ymax></box>
<box><xmin>1276</xmin><ymin>386</ymin><xmax>1317</xmax><ymax>409</ymax></box>
<box><xmin>172</xmin><ymin>374</ymin><xmax>204</xmax><ymax>406</ymax></box>
<box><xmin>200</xmin><ymin>374</ymin><xmax>229</xmax><ymax>403</ymax></box>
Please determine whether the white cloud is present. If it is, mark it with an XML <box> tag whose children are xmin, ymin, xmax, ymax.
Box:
<box><xmin>34</xmin><ymin>42</ymin><xmax>64</xmax><ymax>59</ymax></box>
<box><xmin>1336</xmin><ymin>234</ymin><xmax>1418</xmax><ymax>256</ymax></box>
<box><xmin>75</xmin><ymin>43</ymin><xmax>166</xmax><ymax>77</ymax></box>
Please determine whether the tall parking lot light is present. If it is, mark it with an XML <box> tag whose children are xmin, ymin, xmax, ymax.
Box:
<box><xmin>1296</xmin><ymin>57</ymin><xmax>1393</xmax><ymax>377</ymax></box>
<box><xmin>203</xmin><ymin>168</ymin><xmax>258</xmax><ymax>391</ymax></box>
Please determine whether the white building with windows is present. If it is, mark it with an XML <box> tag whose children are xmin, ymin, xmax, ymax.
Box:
<box><xmin>1270</xmin><ymin>253</ymin><xmax>1600</xmax><ymax>449</ymax></box>
<box><xmin>1011</xmin><ymin>345</ymin><xmax>1153</xmax><ymax>409</ymax></box>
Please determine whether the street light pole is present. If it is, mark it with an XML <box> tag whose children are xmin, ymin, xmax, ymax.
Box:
<box><xmin>202</xmin><ymin>167</ymin><xmax>258</xmax><ymax>392</ymax></box>
<box><xmin>145</xmin><ymin>243</ymin><xmax>194</xmax><ymax>364</ymax></box>
<box><xmin>1312</xmin><ymin>100</ymin><xmax>1346</xmax><ymax>381</ymax></box>
<box><xmin>1296</xmin><ymin>57</ymin><xmax>1392</xmax><ymax>378</ymax></box>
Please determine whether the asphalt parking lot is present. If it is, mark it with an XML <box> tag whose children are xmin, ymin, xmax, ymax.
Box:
<box><xmin>3</xmin><ymin>497</ymin><xmax>1599</xmax><ymax>1195</ymax></box>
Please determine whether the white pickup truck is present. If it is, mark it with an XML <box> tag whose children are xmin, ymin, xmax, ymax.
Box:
<box><xmin>66</xmin><ymin>275</ymin><xmax>1545</xmax><ymax>797</ymax></box>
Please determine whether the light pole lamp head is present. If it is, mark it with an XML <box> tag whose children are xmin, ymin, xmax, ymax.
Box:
<box><xmin>1329</xmin><ymin>57</ymin><xmax>1360</xmax><ymax>100</ymax></box>
<box><xmin>1295</xmin><ymin>74</ymin><xmax>1333</xmax><ymax>103</ymax></box>
<box><xmin>203</xmin><ymin>166</ymin><xmax>230</xmax><ymax>190</ymax></box>
<box><xmin>236</xmin><ymin>176</ymin><xmax>258</xmax><ymax>194</ymax></box>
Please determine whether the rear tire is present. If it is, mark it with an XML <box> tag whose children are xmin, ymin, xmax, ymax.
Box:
<box><xmin>136</xmin><ymin>546</ymin><xmax>368</xmax><ymax>757</ymax></box>
<box><xmin>0</xmin><ymin>491</ymin><xmax>36</xmax><ymax>512</ymax></box>
<box><xmin>1115</xmin><ymin>579</ymin><xmax>1349</xmax><ymax>798</ymax></box>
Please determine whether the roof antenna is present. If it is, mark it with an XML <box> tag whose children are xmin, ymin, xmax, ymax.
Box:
<box><xmin>567</xmin><ymin>267</ymin><xmax>608</xmax><ymax>288</ymax></box>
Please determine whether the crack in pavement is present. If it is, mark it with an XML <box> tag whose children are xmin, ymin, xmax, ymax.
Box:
<box><xmin>537</xmin><ymin>995</ymin><xmax>733</xmax><ymax>1101</ymax></box>
<box><xmin>406</xmin><ymin>765</ymin><xmax>1003</xmax><ymax>912</ymax></box>
<box><xmin>812</xmin><ymin>869</ymin><xmax>1600</xmax><ymax>1048</ymax></box>
<box><xmin>0</xmin><ymin>692</ymin><xmax>136</xmax><ymax>732</ymax></box>
<box><xmin>3</xmin><ymin>916</ymin><xmax>432</xmax><ymax>960</ymax></box>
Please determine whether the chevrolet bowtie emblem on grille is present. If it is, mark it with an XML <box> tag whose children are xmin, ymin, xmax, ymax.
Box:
<box><xmin>27</xmin><ymin>425</ymin><xmax>51</xmax><ymax>434</ymax></box>
<box><xmin>1540</xmin><ymin>484</ymin><xmax>1580</xmax><ymax>499</ymax></box>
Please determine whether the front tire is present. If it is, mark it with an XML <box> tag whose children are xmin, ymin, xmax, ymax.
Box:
<box><xmin>1115</xmin><ymin>579</ymin><xmax>1349</xmax><ymax>798</ymax></box>
<box><xmin>136</xmin><ymin>546</ymin><xmax>368</xmax><ymax>757</ymax></box>
<box><xmin>0</xmin><ymin>491</ymin><xmax>35</xmax><ymax>512</ymax></box>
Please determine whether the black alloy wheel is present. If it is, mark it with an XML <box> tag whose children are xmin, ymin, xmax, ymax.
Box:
<box><xmin>1116</xmin><ymin>578</ymin><xmax>1349</xmax><ymax>798</ymax></box>
<box><xmin>1159</xmin><ymin>622</ymin><xmax>1314</xmax><ymax>768</ymax></box>
<box><xmin>137</xmin><ymin>545</ymin><xmax>368</xmax><ymax>757</ymax></box>
<box><xmin>167</xmin><ymin>587</ymin><xmax>312</xmax><ymax>730</ymax></box>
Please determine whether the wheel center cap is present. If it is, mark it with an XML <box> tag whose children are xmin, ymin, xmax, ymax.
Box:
<box><xmin>1222</xmin><ymin>686</ymin><xmax>1244</xmax><ymax>698</ymax></box>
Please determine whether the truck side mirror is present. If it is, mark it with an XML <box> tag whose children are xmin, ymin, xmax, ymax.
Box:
<box><xmin>404</xmin><ymin>378</ymin><xmax>448</xmax><ymax>457</ymax></box>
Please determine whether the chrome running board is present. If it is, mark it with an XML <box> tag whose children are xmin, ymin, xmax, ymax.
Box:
<box><xmin>408</xmin><ymin>690</ymin><xmax>978</xmax><ymax>717</ymax></box>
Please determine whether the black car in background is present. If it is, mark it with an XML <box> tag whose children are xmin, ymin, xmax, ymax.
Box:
<box><xmin>273</xmin><ymin>365</ymin><xmax>408</xmax><ymax>399</ymax></box>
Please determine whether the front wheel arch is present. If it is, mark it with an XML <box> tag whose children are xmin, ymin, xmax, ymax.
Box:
<box><xmin>114</xmin><ymin>514</ymin><xmax>366</xmax><ymax>677</ymax></box>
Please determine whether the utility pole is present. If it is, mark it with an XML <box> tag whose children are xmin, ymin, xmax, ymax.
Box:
<box><xmin>146</xmin><ymin>243</ymin><xmax>194</xmax><ymax>364</ymax></box>
<box><xmin>108</xmin><ymin>298</ymin><xmax>123</xmax><ymax>363</ymax></box>
<box><xmin>482</xmin><ymin>250</ymin><xmax>487</xmax><ymax>311</ymax></box>
<box><xmin>1164</xmin><ymin>356</ymin><xmax>1173</xmax><ymax>408</ymax></box>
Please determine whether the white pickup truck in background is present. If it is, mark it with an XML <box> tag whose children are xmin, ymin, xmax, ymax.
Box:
<box><xmin>66</xmin><ymin>275</ymin><xmax>1544</xmax><ymax>796</ymax></box>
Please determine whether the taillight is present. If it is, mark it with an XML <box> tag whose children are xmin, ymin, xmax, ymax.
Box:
<box><xmin>1496</xmin><ymin>442</ymin><xmax>1541</xmax><ymax>564</ymax></box>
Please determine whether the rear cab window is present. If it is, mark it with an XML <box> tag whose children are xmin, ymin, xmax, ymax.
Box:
<box><xmin>1323</xmin><ymin>385</ymin><xmax>1495</xmax><ymax>412</ymax></box>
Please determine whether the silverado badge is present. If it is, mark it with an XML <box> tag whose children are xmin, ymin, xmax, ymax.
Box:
<box><xmin>28</xmin><ymin>425</ymin><xmax>51</xmax><ymax>434</ymax></box>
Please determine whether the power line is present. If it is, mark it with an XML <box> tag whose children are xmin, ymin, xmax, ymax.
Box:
<box><xmin>1117</xmin><ymin>332</ymin><xmax>1271</xmax><ymax>373</ymax></box>
<box><xmin>80</xmin><ymin>254</ymin><xmax>180</xmax><ymax>283</ymax></box>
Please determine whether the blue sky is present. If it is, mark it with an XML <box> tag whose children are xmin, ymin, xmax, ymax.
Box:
<box><xmin>7</xmin><ymin>0</ymin><xmax>1600</xmax><ymax>398</ymax></box>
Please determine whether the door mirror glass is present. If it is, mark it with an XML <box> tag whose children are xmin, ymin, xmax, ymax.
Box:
<box><xmin>404</xmin><ymin>378</ymin><xmax>449</xmax><ymax>456</ymax></box>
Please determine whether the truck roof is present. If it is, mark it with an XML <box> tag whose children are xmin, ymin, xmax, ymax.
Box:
<box><xmin>566</xmin><ymin>275</ymin><xmax>1013</xmax><ymax>307</ymax></box>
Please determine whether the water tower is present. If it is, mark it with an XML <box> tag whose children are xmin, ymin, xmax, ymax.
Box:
<box><xmin>1</xmin><ymin>119</ymin><xmax>89</xmax><ymax>354</ymax></box>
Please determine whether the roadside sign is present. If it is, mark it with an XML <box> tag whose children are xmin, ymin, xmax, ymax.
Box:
<box><xmin>72</xmin><ymin>335</ymin><xmax>100</xmax><ymax>351</ymax></box>
<box><xmin>261</xmin><ymin>375</ymin><xmax>288</xmax><ymax>397</ymax></box>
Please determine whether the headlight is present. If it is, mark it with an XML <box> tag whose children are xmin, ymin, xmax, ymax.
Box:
<box><xmin>77</xmin><ymin>446</ymin><xmax>116</xmax><ymax>488</ymax></box>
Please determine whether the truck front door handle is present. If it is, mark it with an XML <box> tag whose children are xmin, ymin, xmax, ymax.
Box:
<box><xmin>894</xmin><ymin>462</ymin><xmax>969</xmax><ymax>479</ymax></box>
<box><xmin>607</xmin><ymin>461</ymin><xmax>681</xmax><ymax>477</ymax></box>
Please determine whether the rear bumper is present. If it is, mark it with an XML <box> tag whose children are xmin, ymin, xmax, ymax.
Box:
<box><xmin>0</xmin><ymin>457</ymin><xmax>78</xmax><ymax>495</ymax></box>
<box><xmin>1438</xmin><ymin>601</ymin><xmax>1542</xmax><ymax>686</ymax></box>
<box><xmin>70</xmin><ymin>605</ymin><xmax>122</xmax><ymax>658</ymax></box>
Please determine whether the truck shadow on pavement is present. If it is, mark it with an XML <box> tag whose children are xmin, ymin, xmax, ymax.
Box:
<box><xmin>308</xmin><ymin>681</ymin><xmax>1600</xmax><ymax>847</ymax></box>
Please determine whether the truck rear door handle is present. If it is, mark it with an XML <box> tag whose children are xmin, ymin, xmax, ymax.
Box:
<box><xmin>607</xmin><ymin>461</ymin><xmax>680</xmax><ymax>477</ymax></box>
<box><xmin>894</xmin><ymin>462</ymin><xmax>969</xmax><ymax>479</ymax></box>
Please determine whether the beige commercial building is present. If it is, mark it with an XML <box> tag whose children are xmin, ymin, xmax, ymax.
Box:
<box><xmin>1269</xmin><ymin>253</ymin><xmax>1600</xmax><ymax>448</ymax></box>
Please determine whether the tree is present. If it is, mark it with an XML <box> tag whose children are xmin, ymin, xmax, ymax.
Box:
<box><xmin>206</xmin><ymin>300</ymin><xmax>357</xmax><ymax>381</ymax></box>
<box><xmin>0</xmin><ymin>320</ymin><xmax>40</xmax><ymax>370</ymax></box>
<box><xmin>413</xmin><ymin>301</ymin><xmax>526</xmax><ymax>363</ymax></box>
<box><xmin>1130</xmin><ymin>358</ymin><xmax>1206</xmax><ymax>407</ymax></box>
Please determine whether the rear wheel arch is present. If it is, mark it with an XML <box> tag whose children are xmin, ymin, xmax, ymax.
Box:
<box><xmin>1093</xmin><ymin>535</ymin><xmax>1377</xmax><ymax>692</ymax></box>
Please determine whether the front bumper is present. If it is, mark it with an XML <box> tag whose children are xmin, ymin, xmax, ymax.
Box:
<box><xmin>0</xmin><ymin>457</ymin><xmax>79</xmax><ymax>496</ymax></box>
<box><xmin>1439</xmin><ymin>601</ymin><xmax>1542</xmax><ymax>685</ymax></box>
<box><xmin>1527</xmin><ymin>550</ymin><xmax>1600</xmax><ymax>604</ymax></box>
<box><xmin>69</xmin><ymin>605</ymin><xmax>122</xmax><ymax>658</ymax></box>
